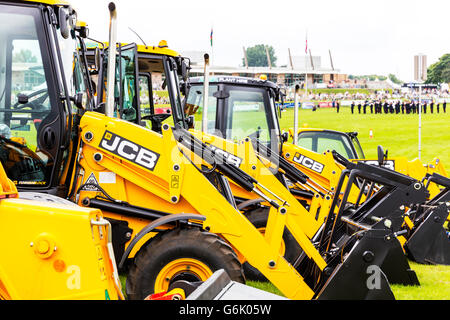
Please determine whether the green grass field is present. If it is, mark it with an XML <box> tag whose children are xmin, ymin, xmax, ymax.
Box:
<box><xmin>278</xmin><ymin>106</ymin><xmax>450</xmax><ymax>170</ymax></box>
<box><xmin>247</xmin><ymin>262</ymin><xmax>450</xmax><ymax>300</ymax></box>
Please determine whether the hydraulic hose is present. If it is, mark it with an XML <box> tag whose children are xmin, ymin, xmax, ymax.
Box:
<box><xmin>173</xmin><ymin>128</ymin><xmax>282</xmax><ymax>209</ymax></box>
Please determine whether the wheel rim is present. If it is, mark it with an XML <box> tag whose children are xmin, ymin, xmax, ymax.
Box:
<box><xmin>154</xmin><ymin>258</ymin><xmax>214</xmax><ymax>293</ymax></box>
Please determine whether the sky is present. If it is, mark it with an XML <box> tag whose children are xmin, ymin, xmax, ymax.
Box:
<box><xmin>74</xmin><ymin>0</ymin><xmax>449</xmax><ymax>82</ymax></box>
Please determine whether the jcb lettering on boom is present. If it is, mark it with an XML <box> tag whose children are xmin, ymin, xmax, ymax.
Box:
<box><xmin>358</xmin><ymin>160</ymin><xmax>395</xmax><ymax>171</ymax></box>
<box><xmin>99</xmin><ymin>131</ymin><xmax>160</xmax><ymax>171</ymax></box>
<box><xmin>292</xmin><ymin>153</ymin><xmax>325</xmax><ymax>173</ymax></box>
<box><xmin>206</xmin><ymin>143</ymin><xmax>243</xmax><ymax>168</ymax></box>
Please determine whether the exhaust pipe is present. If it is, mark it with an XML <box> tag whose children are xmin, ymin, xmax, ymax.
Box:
<box><xmin>105</xmin><ymin>2</ymin><xmax>117</xmax><ymax>118</ymax></box>
<box><xmin>293</xmin><ymin>84</ymin><xmax>300</xmax><ymax>145</ymax></box>
<box><xmin>201</xmin><ymin>53</ymin><xmax>210</xmax><ymax>132</ymax></box>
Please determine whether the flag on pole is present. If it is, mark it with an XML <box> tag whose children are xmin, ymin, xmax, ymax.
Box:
<box><xmin>305</xmin><ymin>32</ymin><xmax>308</xmax><ymax>54</ymax></box>
<box><xmin>210</xmin><ymin>27</ymin><xmax>213</xmax><ymax>47</ymax></box>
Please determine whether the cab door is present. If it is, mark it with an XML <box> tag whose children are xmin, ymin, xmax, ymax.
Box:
<box><xmin>116</xmin><ymin>43</ymin><xmax>140</xmax><ymax>124</ymax></box>
<box><xmin>0</xmin><ymin>3</ymin><xmax>65</xmax><ymax>191</ymax></box>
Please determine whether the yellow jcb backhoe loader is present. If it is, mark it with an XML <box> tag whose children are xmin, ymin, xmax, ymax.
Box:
<box><xmin>0</xmin><ymin>156</ymin><xmax>123</xmax><ymax>299</ymax></box>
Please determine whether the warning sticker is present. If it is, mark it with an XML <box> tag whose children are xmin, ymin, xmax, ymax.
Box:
<box><xmin>83</xmin><ymin>173</ymin><xmax>100</xmax><ymax>191</ymax></box>
<box><xmin>171</xmin><ymin>175</ymin><xmax>180</xmax><ymax>189</ymax></box>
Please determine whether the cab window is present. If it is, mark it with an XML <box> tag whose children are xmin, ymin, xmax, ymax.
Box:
<box><xmin>298</xmin><ymin>131</ymin><xmax>356</xmax><ymax>159</ymax></box>
<box><xmin>225</xmin><ymin>88</ymin><xmax>271</xmax><ymax>144</ymax></box>
<box><xmin>117</xmin><ymin>47</ymin><xmax>139</xmax><ymax>122</ymax></box>
<box><xmin>137</xmin><ymin>56</ymin><xmax>176</xmax><ymax>130</ymax></box>
<box><xmin>139</xmin><ymin>74</ymin><xmax>152</xmax><ymax>118</ymax></box>
<box><xmin>0</xmin><ymin>5</ymin><xmax>54</xmax><ymax>185</ymax></box>
<box><xmin>185</xmin><ymin>84</ymin><xmax>219</xmax><ymax>134</ymax></box>
<box><xmin>351</xmin><ymin>135</ymin><xmax>365</xmax><ymax>159</ymax></box>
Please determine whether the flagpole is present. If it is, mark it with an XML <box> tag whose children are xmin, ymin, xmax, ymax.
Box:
<box><xmin>210</xmin><ymin>26</ymin><xmax>214</xmax><ymax>67</ymax></box>
<box><xmin>304</xmin><ymin>30</ymin><xmax>308</xmax><ymax>103</ymax></box>
<box><xmin>418</xmin><ymin>83</ymin><xmax>422</xmax><ymax>160</ymax></box>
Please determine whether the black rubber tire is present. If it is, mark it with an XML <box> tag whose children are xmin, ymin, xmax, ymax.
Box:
<box><xmin>243</xmin><ymin>207</ymin><xmax>304</xmax><ymax>281</ymax></box>
<box><xmin>125</xmin><ymin>227</ymin><xmax>245</xmax><ymax>300</ymax></box>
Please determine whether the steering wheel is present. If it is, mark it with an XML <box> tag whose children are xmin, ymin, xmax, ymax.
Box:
<box><xmin>141</xmin><ymin>113</ymin><xmax>172</xmax><ymax>133</ymax></box>
<box><xmin>11</xmin><ymin>88</ymin><xmax>49</xmax><ymax>111</ymax></box>
<box><xmin>142</xmin><ymin>113</ymin><xmax>171</xmax><ymax>122</ymax></box>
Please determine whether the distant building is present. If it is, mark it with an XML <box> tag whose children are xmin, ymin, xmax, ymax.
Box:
<box><xmin>291</xmin><ymin>55</ymin><xmax>321</xmax><ymax>70</ymax></box>
<box><xmin>414</xmin><ymin>54</ymin><xmax>427</xmax><ymax>82</ymax></box>
<box><xmin>12</xmin><ymin>63</ymin><xmax>45</xmax><ymax>91</ymax></box>
<box><xmin>181</xmin><ymin>51</ymin><xmax>347</xmax><ymax>89</ymax></box>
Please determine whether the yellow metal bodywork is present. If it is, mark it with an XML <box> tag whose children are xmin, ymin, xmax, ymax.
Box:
<box><xmin>0</xmin><ymin>199</ymin><xmax>122</xmax><ymax>300</ymax></box>
<box><xmin>282</xmin><ymin>142</ymin><xmax>346</xmax><ymax>193</ymax></box>
<box><xmin>135</xmin><ymin>43</ymin><xmax>180</xmax><ymax>58</ymax></box>
<box><xmin>87</xmin><ymin>42</ymin><xmax>180</xmax><ymax>58</ymax></box>
<box><xmin>23</xmin><ymin>0</ymin><xmax>70</xmax><ymax>6</ymax></box>
<box><xmin>187</xmin><ymin>129</ymin><xmax>329</xmax><ymax>266</ymax></box>
<box><xmin>0</xmin><ymin>165</ymin><xmax>123</xmax><ymax>300</ymax></box>
<box><xmin>189</xmin><ymin>129</ymin><xmax>327</xmax><ymax>237</ymax></box>
<box><xmin>71</xmin><ymin>111</ymin><xmax>331</xmax><ymax>299</ymax></box>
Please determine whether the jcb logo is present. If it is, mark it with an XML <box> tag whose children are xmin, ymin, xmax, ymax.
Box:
<box><xmin>358</xmin><ymin>160</ymin><xmax>395</xmax><ymax>171</ymax></box>
<box><xmin>292</xmin><ymin>153</ymin><xmax>324</xmax><ymax>173</ymax></box>
<box><xmin>207</xmin><ymin>144</ymin><xmax>243</xmax><ymax>168</ymax></box>
<box><xmin>99</xmin><ymin>131</ymin><xmax>160</xmax><ymax>171</ymax></box>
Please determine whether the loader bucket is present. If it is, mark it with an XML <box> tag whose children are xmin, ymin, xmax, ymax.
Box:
<box><xmin>314</xmin><ymin>158</ymin><xmax>424</xmax><ymax>286</ymax></box>
<box><xmin>404</xmin><ymin>203</ymin><xmax>450</xmax><ymax>265</ymax></box>
<box><xmin>316</xmin><ymin>229</ymin><xmax>400</xmax><ymax>300</ymax></box>
<box><xmin>403</xmin><ymin>173</ymin><xmax>450</xmax><ymax>265</ymax></box>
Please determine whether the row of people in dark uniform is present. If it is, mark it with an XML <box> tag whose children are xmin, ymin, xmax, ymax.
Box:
<box><xmin>347</xmin><ymin>100</ymin><xmax>447</xmax><ymax>114</ymax></box>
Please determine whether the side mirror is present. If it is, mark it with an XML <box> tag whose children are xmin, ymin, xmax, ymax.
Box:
<box><xmin>185</xmin><ymin>115</ymin><xmax>195</xmax><ymax>129</ymax></box>
<box><xmin>78</xmin><ymin>26</ymin><xmax>89</xmax><ymax>38</ymax></box>
<box><xmin>279</xmin><ymin>91</ymin><xmax>285</xmax><ymax>119</ymax></box>
<box><xmin>58</xmin><ymin>7</ymin><xmax>70</xmax><ymax>39</ymax></box>
<box><xmin>281</xmin><ymin>131</ymin><xmax>289</xmax><ymax>143</ymax></box>
<box><xmin>180</xmin><ymin>81</ymin><xmax>187</xmax><ymax>96</ymax></box>
<box><xmin>70</xmin><ymin>92</ymin><xmax>85</xmax><ymax>109</ymax></box>
<box><xmin>180</xmin><ymin>58</ymin><xmax>190</xmax><ymax>82</ymax></box>
<box><xmin>377</xmin><ymin>145</ymin><xmax>384</xmax><ymax>166</ymax></box>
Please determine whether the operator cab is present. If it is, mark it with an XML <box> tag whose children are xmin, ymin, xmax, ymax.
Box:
<box><xmin>297</xmin><ymin>129</ymin><xmax>365</xmax><ymax>159</ymax></box>
<box><xmin>0</xmin><ymin>1</ymin><xmax>92</xmax><ymax>192</ymax></box>
<box><xmin>85</xmin><ymin>42</ymin><xmax>190</xmax><ymax>133</ymax></box>
<box><xmin>183</xmin><ymin>76</ymin><xmax>283</xmax><ymax>156</ymax></box>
